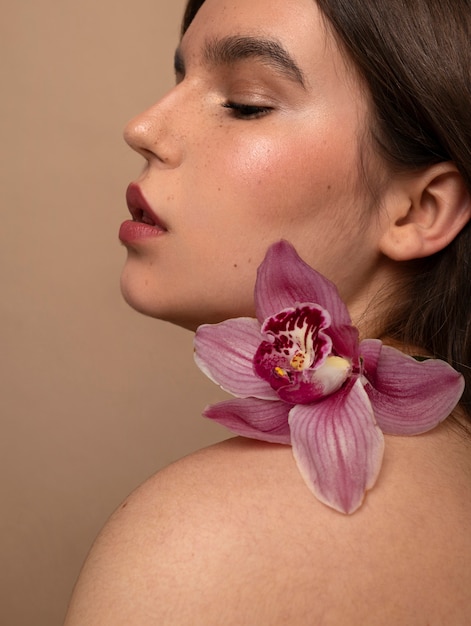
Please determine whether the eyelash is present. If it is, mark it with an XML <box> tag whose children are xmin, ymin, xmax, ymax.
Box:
<box><xmin>222</xmin><ymin>101</ymin><xmax>272</xmax><ymax>119</ymax></box>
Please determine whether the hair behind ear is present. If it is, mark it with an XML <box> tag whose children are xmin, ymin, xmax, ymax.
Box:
<box><xmin>381</xmin><ymin>219</ymin><xmax>471</xmax><ymax>420</ymax></box>
<box><xmin>377</xmin><ymin>164</ymin><xmax>471</xmax><ymax>418</ymax></box>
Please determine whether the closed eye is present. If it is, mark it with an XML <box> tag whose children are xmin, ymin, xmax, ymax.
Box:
<box><xmin>222</xmin><ymin>101</ymin><xmax>272</xmax><ymax>119</ymax></box>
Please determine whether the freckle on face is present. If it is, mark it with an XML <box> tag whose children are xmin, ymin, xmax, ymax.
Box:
<box><xmin>120</xmin><ymin>0</ymin><xmax>380</xmax><ymax>330</ymax></box>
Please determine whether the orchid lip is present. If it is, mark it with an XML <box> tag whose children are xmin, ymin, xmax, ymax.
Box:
<box><xmin>126</xmin><ymin>183</ymin><xmax>168</xmax><ymax>231</ymax></box>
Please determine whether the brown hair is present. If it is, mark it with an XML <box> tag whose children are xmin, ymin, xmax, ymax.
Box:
<box><xmin>181</xmin><ymin>0</ymin><xmax>471</xmax><ymax>420</ymax></box>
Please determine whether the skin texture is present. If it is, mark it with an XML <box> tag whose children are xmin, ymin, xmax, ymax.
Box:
<box><xmin>65</xmin><ymin>433</ymin><xmax>471</xmax><ymax>625</ymax></box>
<box><xmin>65</xmin><ymin>0</ymin><xmax>471</xmax><ymax>623</ymax></box>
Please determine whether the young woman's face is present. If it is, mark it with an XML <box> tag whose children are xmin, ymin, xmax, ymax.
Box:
<box><xmin>120</xmin><ymin>0</ymin><xmax>385</xmax><ymax>330</ymax></box>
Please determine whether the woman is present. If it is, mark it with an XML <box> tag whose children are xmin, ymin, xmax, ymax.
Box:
<box><xmin>65</xmin><ymin>0</ymin><xmax>471</xmax><ymax>623</ymax></box>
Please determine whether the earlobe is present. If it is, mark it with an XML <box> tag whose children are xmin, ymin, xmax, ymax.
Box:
<box><xmin>379</xmin><ymin>163</ymin><xmax>471</xmax><ymax>261</ymax></box>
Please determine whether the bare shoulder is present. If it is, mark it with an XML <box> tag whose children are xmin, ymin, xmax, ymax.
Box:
<box><xmin>65</xmin><ymin>433</ymin><xmax>471</xmax><ymax>626</ymax></box>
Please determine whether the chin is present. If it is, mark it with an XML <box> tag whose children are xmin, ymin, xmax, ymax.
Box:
<box><xmin>120</xmin><ymin>275</ymin><xmax>193</xmax><ymax>330</ymax></box>
<box><xmin>120</xmin><ymin>260</ymin><xmax>257</xmax><ymax>330</ymax></box>
<box><xmin>120</xmin><ymin>274</ymin><xmax>234</xmax><ymax>331</ymax></box>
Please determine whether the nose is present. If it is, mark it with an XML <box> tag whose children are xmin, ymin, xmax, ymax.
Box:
<box><xmin>123</xmin><ymin>89</ymin><xmax>184</xmax><ymax>168</ymax></box>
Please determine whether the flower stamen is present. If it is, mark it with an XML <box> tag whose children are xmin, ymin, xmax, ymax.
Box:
<box><xmin>290</xmin><ymin>351</ymin><xmax>307</xmax><ymax>370</ymax></box>
<box><xmin>274</xmin><ymin>366</ymin><xmax>290</xmax><ymax>380</ymax></box>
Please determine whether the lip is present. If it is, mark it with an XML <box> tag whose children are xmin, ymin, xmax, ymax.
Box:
<box><xmin>119</xmin><ymin>183</ymin><xmax>168</xmax><ymax>244</ymax></box>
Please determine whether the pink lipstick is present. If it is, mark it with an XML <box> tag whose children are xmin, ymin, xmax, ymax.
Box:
<box><xmin>119</xmin><ymin>183</ymin><xmax>167</xmax><ymax>244</ymax></box>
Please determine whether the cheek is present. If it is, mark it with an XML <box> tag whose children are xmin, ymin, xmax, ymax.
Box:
<box><xmin>200</xmin><ymin>137</ymin><xmax>311</xmax><ymax>232</ymax></box>
<box><xmin>211</xmin><ymin>126</ymin><xmax>359</xmax><ymax>224</ymax></box>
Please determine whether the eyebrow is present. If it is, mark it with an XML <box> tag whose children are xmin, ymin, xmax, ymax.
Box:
<box><xmin>174</xmin><ymin>35</ymin><xmax>306</xmax><ymax>88</ymax></box>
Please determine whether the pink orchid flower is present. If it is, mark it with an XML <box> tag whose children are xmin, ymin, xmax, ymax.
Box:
<box><xmin>194</xmin><ymin>241</ymin><xmax>464</xmax><ymax>514</ymax></box>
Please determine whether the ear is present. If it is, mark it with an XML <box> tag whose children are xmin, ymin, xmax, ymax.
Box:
<box><xmin>379</xmin><ymin>163</ymin><xmax>471</xmax><ymax>261</ymax></box>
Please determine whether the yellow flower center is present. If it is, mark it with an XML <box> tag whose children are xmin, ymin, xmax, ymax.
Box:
<box><xmin>290</xmin><ymin>351</ymin><xmax>307</xmax><ymax>370</ymax></box>
<box><xmin>274</xmin><ymin>366</ymin><xmax>290</xmax><ymax>379</ymax></box>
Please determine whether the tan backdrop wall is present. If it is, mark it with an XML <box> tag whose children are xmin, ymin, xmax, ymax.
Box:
<box><xmin>1</xmin><ymin>2</ymin><xmax>228</xmax><ymax>624</ymax></box>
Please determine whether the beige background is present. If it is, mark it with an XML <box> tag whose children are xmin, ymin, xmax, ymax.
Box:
<box><xmin>1</xmin><ymin>2</ymin><xmax>228</xmax><ymax>624</ymax></box>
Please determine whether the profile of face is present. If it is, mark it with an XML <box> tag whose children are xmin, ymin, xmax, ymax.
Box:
<box><xmin>120</xmin><ymin>0</ymin><xmax>389</xmax><ymax>331</ymax></box>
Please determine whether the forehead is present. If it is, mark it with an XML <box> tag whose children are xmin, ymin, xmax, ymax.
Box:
<box><xmin>181</xmin><ymin>0</ymin><xmax>351</xmax><ymax>88</ymax></box>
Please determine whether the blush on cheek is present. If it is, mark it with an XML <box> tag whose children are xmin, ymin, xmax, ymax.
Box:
<box><xmin>225</xmin><ymin>137</ymin><xmax>277</xmax><ymax>180</ymax></box>
<box><xmin>216</xmin><ymin>138</ymin><xmax>304</xmax><ymax>215</ymax></box>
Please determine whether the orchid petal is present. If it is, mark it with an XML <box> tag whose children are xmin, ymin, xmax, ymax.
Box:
<box><xmin>255</xmin><ymin>241</ymin><xmax>352</xmax><ymax>328</ymax></box>
<box><xmin>194</xmin><ymin>318</ymin><xmax>278</xmax><ymax>400</ymax></box>
<box><xmin>363</xmin><ymin>345</ymin><xmax>465</xmax><ymax>435</ymax></box>
<box><xmin>328</xmin><ymin>324</ymin><xmax>360</xmax><ymax>361</ymax></box>
<box><xmin>203</xmin><ymin>397</ymin><xmax>292</xmax><ymax>444</ymax></box>
<box><xmin>289</xmin><ymin>379</ymin><xmax>384</xmax><ymax>514</ymax></box>
<box><xmin>359</xmin><ymin>338</ymin><xmax>382</xmax><ymax>371</ymax></box>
